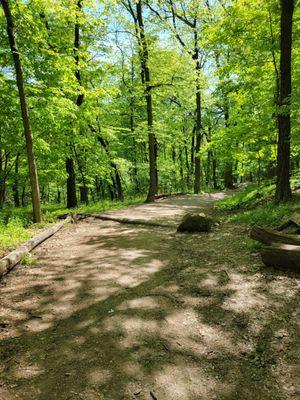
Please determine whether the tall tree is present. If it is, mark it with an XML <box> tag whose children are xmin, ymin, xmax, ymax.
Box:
<box><xmin>1</xmin><ymin>0</ymin><xmax>41</xmax><ymax>222</ymax></box>
<box><xmin>275</xmin><ymin>0</ymin><xmax>294</xmax><ymax>202</ymax></box>
<box><xmin>122</xmin><ymin>0</ymin><xmax>158</xmax><ymax>202</ymax></box>
<box><xmin>147</xmin><ymin>0</ymin><xmax>204</xmax><ymax>193</ymax></box>
<box><xmin>66</xmin><ymin>0</ymin><xmax>85</xmax><ymax>209</ymax></box>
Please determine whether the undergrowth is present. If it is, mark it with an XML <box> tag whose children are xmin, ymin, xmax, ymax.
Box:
<box><xmin>216</xmin><ymin>182</ymin><xmax>300</xmax><ymax>227</ymax></box>
<box><xmin>0</xmin><ymin>196</ymin><xmax>143</xmax><ymax>257</ymax></box>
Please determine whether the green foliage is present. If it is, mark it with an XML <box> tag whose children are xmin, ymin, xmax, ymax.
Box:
<box><xmin>216</xmin><ymin>183</ymin><xmax>276</xmax><ymax>212</ymax></box>
<box><xmin>216</xmin><ymin>183</ymin><xmax>300</xmax><ymax>227</ymax></box>
<box><xmin>231</xmin><ymin>200</ymin><xmax>300</xmax><ymax>227</ymax></box>
<box><xmin>0</xmin><ymin>1</ymin><xmax>299</xmax><ymax>239</ymax></box>
<box><xmin>0</xmin><ymin>217</ymin><xmax>32</xmax><ymax>257</ymax></box>
<box><xmin>0</xmin><ymin>196</ymin><xmax>143</xmax><ymax>256</ymax></box>
<box><xmin>20</xmin><ymin>252</ymin><xmax>38</xmax><ymax>266</ymax></box>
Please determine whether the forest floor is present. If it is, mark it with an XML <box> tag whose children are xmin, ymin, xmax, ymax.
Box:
<box><xmin>0</xmin><ymin>193</ymin><xmax>299</xmax><ymax>400</ymax></box>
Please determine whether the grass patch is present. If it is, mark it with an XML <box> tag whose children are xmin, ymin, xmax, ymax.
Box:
<box><xmin>216</xmin><ymin>183</ymin><xmax>275</xmax><ymax>212</ymax></box>
<box><xmin>0</xmin><ymin>217</ymin><xmax>33</xmax><ymax>258</ymax></box>
<box><xmin>20</xmin><ymin>252</ymin><xmax>38</xmax><ymax>266</ymax></box>
<box><xmin>0</xmin><ymin>196</ymin><xmax>144</xmax><ymax>258</ymax></box>
<box><xmin>216</xmin><ymin>183</ymin><xmax>300</xmax><ymax>227</ymax></box>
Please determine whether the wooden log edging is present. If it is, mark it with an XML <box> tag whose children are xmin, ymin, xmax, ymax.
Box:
<box><xmin>261</xmin><ymin>243</ymin><xmax>300</xmax><ymax>270</ymax></box>
<box><xmin>250</xmin><ymin>225</ymin><xmax>300</xmax><ymax>270</ymax></box>
<box><xmin>93</xmin><ymin>214</ymin><xmax>175</xmax><ymax>228</ymax></box>
<box><xmin>0</xmin><ymin>216</ymin><xmax>72</xmax><ymax>278</ymax></box>
<box><xmin>250</xmin><ymin>225</ymin><xmax>300</xmax><ymax>246</ymax></box>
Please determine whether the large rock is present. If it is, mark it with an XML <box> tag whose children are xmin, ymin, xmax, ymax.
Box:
<box><xmin>177</xmin><ymin>213</ymin><xmax>212</xmax><ymax>233</ymax></box>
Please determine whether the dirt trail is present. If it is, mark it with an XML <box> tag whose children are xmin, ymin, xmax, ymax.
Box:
<box><xmin>0</xmin><ymin>193</ymin><xmax>299</xmax><ymax>400</ymax></box>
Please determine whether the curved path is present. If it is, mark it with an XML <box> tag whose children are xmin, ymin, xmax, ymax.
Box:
<box><xmin>0</xmin><ymin>193</ymin><xmax>299</xmax><ymax>400</ymax></box>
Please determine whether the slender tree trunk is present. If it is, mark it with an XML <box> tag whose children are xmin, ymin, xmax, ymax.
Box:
<box><xmin>79</xmin><ymin>186</ymin><xmax>88</xmax><ymax>204</ymax></box>
<box><xmin>129</xmin><ymin>70</ymin><xmax>140</xmax><ymax>193</ymax></box>
<box><xmin>97</xmin><ymin>135</ymin><xmax>124</xmax><ymax>202</ymax></box>
<box><xmin>193</xmin><ymin>30</ymin><xmax>202</xmax><ymax>194</ymax></box>
<box><xmin>66</xmin><ymin>158</ymin><xmax>77</xmax><ymax>208</ymax></box>
<box><xmin>223</xmin><ymin>107</ymin><xmax>234</xmax><ymax>189</ymax></box>
<box><xmin>56</xmin><ymin>188</ymin><xmax>61</xmax><ymax>204</ymax></box>
<box><xmin>0</xmin><ymin>151</ymin><xmax>5</xmax><ymax>208</ymax></box>
<box><xmin>2</xmin><ymin>0</ymin><xmax>41</xmax><ymax>222</ymax></box>
<box><xmin>194</xmin><ymin>84</ymin><xmax>202</xmax><ymax>193</ymax></box>
<box><xmin>212</xmin><ymin>157</ymin><xmax>217</xmax><ymax>189</ymax></box>
<box><xmin>275</xmin><ymin>0</ymin><xmax>294</xmax><ymax>202</ymax></box>
<box><xmin>224</xmin><ymin>164</ymin><xmax>234</xmax><ymax>189</ymax></box>
<box><xmin>21</xmin><ymin>185</ymin><xmax>26</xmax><ymax>207</ymax></box>
<box><xmin>136</xmin><ymin>0</ymin><xmax>157</xmax><ymax>202</ymax></box>
<box><xmin>13</xmin><ymin>153</ymin><xmax>20</xmax><ymax>207</ymax></box>
<box><xmin>66</xmin><ymin>0</ymin><xmax>85</xmax><ymax>208</ymax></box>
<box><xmin>184</xmin><ymin>139</ymin><xmax>190</xmax><ymax>190</ymax></box>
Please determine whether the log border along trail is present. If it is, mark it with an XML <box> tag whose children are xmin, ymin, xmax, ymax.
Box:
<box><xmin>0</xmin><ymin>193</ymin><xmax>299</xmax><ymax>400</ymax></box>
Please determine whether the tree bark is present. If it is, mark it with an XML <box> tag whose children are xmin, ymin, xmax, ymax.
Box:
<box><xmin>212</xmin><ymin>157</ymin><xmax>218</xmax><ymax>189</ymax></box>
<box><xmin>13</xmin><ymin>153</ymin><xmax>20</xmax><ymax>207</ymax></box>
<box><xmin>96</xmin><ymin>134</ymin><xmax>124</xmax><ymax>202</ymax></box>
<box><xmin>275</xmin><ymin>0</ymin><xmax>294</xmax><ymax>202</ymax></box>
<box><xmin>2</xmin><ymin>0</ymin><xmax>41</xmax><ymax>222</ymax></box>
<box><xmin>250</xmin><ymin>225</ymin><xmax>300</xmax><ymax>246</ymax></box>
<box><xmin>261</xmin><ymin>244</ymin><xmax>300</xmax><ymax>270</ymax></box>
<box><xmin>66</xmin><ymin>157</ymin><xmax>77</xmax><ymax>208</ymax></box>
<box><xmin>223</xmin><ymin>107</ymin><xmax>234</xmax><ymax>189</ymax></box>
<box><xmin>193</xmin><ymin>41</ymin><xmax>202</xmax><ymax>194</ymax></box>
<box><xmin>66</xmin><ymin>0</ymin><xmax>85</xmax><ymax>208</ymax></box>
<box><xmin>136</xmin><ymin>0</ymin><xmax>157</xmax><ymax>202</ymax></box>
<box><xmin>0</xmin><ymin>150</ymin><xmax>6</xmax><ymax>208</ymax></box>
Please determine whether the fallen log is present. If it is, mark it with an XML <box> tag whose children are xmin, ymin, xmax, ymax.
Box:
<box><xmin>261</xmin><ymin>243</ymin><xmax>300</xmax><ymax>270</ymax></box>
<box><xmin>0</xmin><ymin>216</ymin><xmax>72</xmax><ymax>278</ymax></box>
<box><xmin>93</xmin><ymin>214</ymin><xmax>174</xmax><ymax>228</ymax></box>
<box><xmin>277</xmin><ymin>212</ymin><xmax>300</xmax><ymax>233</ymax></box>
<box><xmin>250</xmin><ymin>226</ymin><xmax>300</xmax><ymax>246</ymax></box>
<box><xmin>154</xmin><ymin>192</ymin><xmax>186</xmax><ymax>200</ymax></box>
<box><xmin>57</xmin><ymin>212</ymin><xmax>91</xmax><ymax>221</ymax></box>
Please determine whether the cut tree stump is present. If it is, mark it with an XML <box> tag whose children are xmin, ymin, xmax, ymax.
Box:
<box><xmin>250</xmin><ymin>226</ymin><xmax>300</xmax><ymax>246</ymax></box>
<box><xmin>0</xmin><ymin>216</ymin><xmax>72</xmax><ymax>278</ymax></box>
<box><xmin>261</xmin><ymin>243</ymin><xmax>300</xmax><ymax>270</ymax></box>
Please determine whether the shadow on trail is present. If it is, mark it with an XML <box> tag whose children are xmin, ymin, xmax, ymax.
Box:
<box><xmin>0</xmin><ymin>211</ymin><xmax>299</xmax><ymax>399</ymax></box>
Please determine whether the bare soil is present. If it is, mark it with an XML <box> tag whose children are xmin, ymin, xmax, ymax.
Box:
<box><xmin>0</xmin><ymin>193</ymin><xmax>299</xmax><ymax>400</ymax></box>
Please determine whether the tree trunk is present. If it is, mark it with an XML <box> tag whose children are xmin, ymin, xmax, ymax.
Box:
<box><xmin>56</xmin><ymin>188</ymin><xmax>61</xmax><ymax>204</ymax></box>
<box><xmin>0</xmin><ymin>150</ymin><xmax>6</xmax><ymax>208</ymax></box>
<box><xmin>193</xmin><ymin>36</ymin><xmax>202</xmax><ymax>194</ymax></box>
<box><xmin>223</xmin><ymin>107</ymin><xmax>234</xmax><ymax>189</ymax></box>
<box><xmin>275</xmin><ymin>0</ymin><xmax>294</xmax><ymax>202</ymax></box>
<box><xmin>212</xmin><ymin>157</ymin><xmax>218</xmax><ymax>189</ymax></box>
<box><xmin>97</xmin><ymin>134</ymin><xmax>124</xmax><ymax>202</ymax></box>
<box><xmin>2</xmin><ymin>0</ymin><xmax>41</xmax><ymax>222</ymax></box>
<box><xmin>66</xmin><ymin>0</ymin><xmax>85</xmax><ymax>208</ymax></box>
<box><xmin>21</xmin><ymin>185</ymin><xmax>26</xmax><ymax>207</ymax></box>
<box><xmin>224</xmin><ymin>163</ymin><xmax>234</xmax><ymax>189</ymax></box>
<box><xmin>66</xmin><ymin>157</ymin><xmax>77</xmax><ymax>208</ymax></box>
<box><xmin>79</xmin><ymin>186</ymin><xmax>88</xmax><ymax>204</ymax></box>
<box><xmin>13</xmin><ymin>153</ymin><xmax>20</xmax><ymax>207</ymax></box>
<box><xmin>136</xmin><ymin>0</ymin><xmax>157</xmax><ymax>202</ymax></box>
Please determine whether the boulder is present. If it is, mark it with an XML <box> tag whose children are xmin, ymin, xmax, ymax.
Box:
<box><xmin>177</xmin><ymin>213</ymin><xmax>212</xmax><ymax>233</ymax></box>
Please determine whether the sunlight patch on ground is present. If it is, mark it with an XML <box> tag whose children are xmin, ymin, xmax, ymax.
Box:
<box><xmin>222</xmin><ymin>273</ymin><xmax>269</xmax><ymax>313</ymax></box>
<box><xmin>153</xmin><ymin>364</ymin><xmax>233</xmax><ymax>400</ymax></box>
